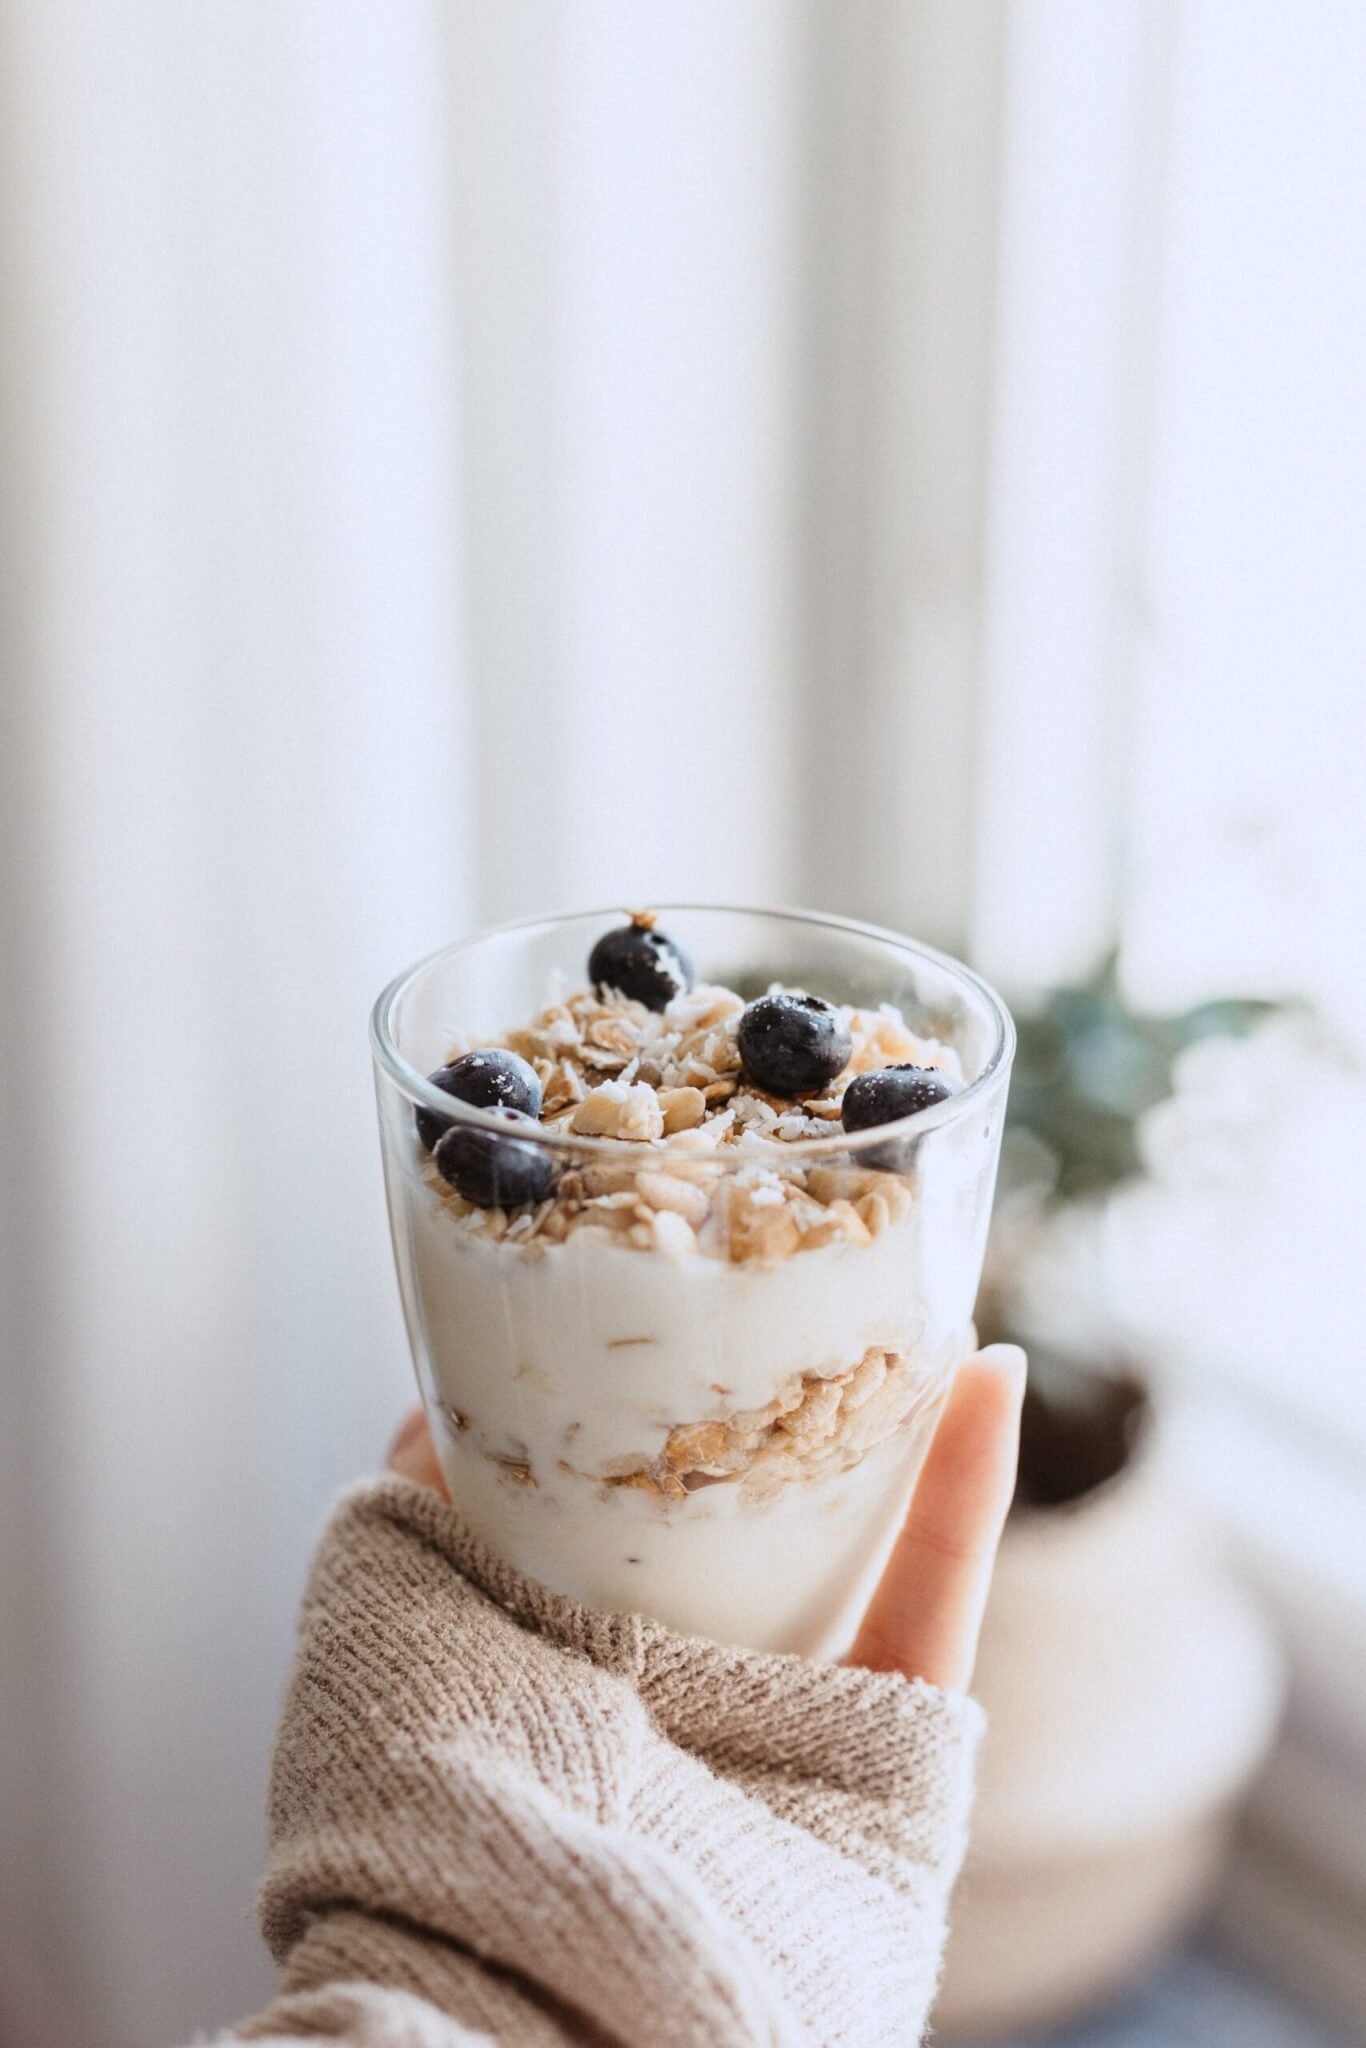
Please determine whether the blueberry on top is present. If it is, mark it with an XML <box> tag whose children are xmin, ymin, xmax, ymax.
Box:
<box><xmin>841</xmin><ymin>1064</ymin><xmax>954</xmax><ymax>1133</ymax></box>
<box><xmin>433</xmin><ymin>1107</ymin><xmax>558</xmax><ymax>1210</ymax></box>
<box><xmin>736</xmin><ymin>992</ymin><xmax>852</xmax><ymax>1097</ymax></box>
<box><xmin>588</xmin><ymin>915</ymin><xmax>694</xmax><ymax>1013</ymax></box>
<box><xmin>415</xmin><ymin>1047</ymin><xmax>542</xmax><ymax>1152</ymax></box>
<box><xmin>841</xmin><ymin>1064</ymin><xmax>954</xmax><ymax>1169</ymax></box>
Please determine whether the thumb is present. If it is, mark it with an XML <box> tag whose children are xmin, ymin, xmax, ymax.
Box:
<box><xmin>848</xmin><ymin>1344</ymin><xmax>1025</xmax><ymax>1692</ymax></box>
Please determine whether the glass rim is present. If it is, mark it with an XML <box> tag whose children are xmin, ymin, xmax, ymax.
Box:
<box><xmin>369</xmin><ymin>901</ymin><xmax>1015</xmax><ymax>1161</ymax></box>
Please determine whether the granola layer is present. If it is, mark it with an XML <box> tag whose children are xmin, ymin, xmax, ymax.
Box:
<box><xmin>421</xmin><ymin>981</ymin><xmax>960</xmax><ymax>1264</ymax></box>
<box><xmin>436</xmin><ymin>1339</ymin><xmax>946</xmax><ymax>1509</ymax></box>
<box><xmin>597</xmin><ymin>1343</ymin><xmax>938</xmax><ymax>1504</ymax></box>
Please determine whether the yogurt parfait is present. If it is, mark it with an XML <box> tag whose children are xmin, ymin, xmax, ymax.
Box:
<box><xmin>371</xmin><ymin>906</ymin><xmax>1013</xmax><ymax>1655</ymax></box>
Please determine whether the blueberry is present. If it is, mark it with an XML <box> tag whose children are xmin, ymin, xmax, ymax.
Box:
<box><xmin>433</xmin><ymin>1108</ymin><xmax>558</xmax><ymax>1210</ymax></box>
<box><xmin>736</xmin><ymin>992</ymin><xmax>852</xmax><ymax>1096</ymax></box>
<box><xmin>588</xmin><ymin>916</ymin><xmax>693</xmax><ymax>1013</ymax></box>
<box><xmin>841</xmin><ymin>1064</ymin><xmax>955</xmax><ymax>1169</ymax></box>
<box><xmin>415</xmin><ymin>1049</ymin><xmax>541</xmax><ymax>1152</ymax></box>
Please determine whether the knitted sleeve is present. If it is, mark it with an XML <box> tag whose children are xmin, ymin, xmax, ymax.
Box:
<box><xmin>213</xmin><ymin>1477</ymin><xmax>983</xmax><ymax>2048</ymax></box>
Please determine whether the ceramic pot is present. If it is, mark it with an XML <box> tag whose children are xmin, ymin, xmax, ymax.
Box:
<box><xmin>934</xmin><ymin>1388</ymin><xmax>1283</xmax><ymax>2037</ymax></box>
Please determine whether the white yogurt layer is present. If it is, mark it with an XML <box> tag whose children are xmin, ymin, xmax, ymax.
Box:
<box><xmin>389</xmin><ymin>1141</ymin><xmax>972</xmax><ymax>1652</ymax></box>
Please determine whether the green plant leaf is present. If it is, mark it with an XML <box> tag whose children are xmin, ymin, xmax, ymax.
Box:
<box><xmin>999</xmin><ymin>962</ymin><xmax>1280</xmax><ymax>1198</ymax></box>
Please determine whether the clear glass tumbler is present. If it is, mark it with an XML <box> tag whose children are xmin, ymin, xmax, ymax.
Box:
<box><xmin>371</xmin><ymin>905</ymin><xmax>1013</xmax><ymax>1656</ymax></box>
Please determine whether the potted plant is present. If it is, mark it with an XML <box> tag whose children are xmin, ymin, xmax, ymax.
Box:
<box><xmin>934</xmin><ymin>961</ymin><xmax>1286</xmax><ymax>2037</ymax></box>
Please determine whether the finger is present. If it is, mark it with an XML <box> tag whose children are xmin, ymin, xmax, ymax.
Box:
<box><xmin>386</xmin><ymin>1407</ymin><xmax>451</xmax><ymax>1498</ymax></box>
<box><xmin>849</xmin><ymin>1344</ymin><xmax>1025</xmax><ymax>1692</ymax></box>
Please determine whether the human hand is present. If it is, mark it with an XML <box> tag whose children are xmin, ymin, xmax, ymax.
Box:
<box><xmin>387</xmin><ymin>1342</ymin><xmax>1025</xmax><ymax>1694</ymax></box>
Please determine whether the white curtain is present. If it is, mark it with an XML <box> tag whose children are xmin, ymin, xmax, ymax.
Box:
<box><xmin>1</xmin><ymin>7</ymin><xmax>471</xmax><ymax>2037</ymax></box>
<box><xmin>1</xmin><ymin>3</ymin><xmax>1362</xmax><ymax>2042</ymax></box>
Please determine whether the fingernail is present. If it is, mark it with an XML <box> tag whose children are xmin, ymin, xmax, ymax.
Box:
<box><xmin>976</xmin><ymin>1342</ymin><xmax>1028</xmax><ymax>1389</ymax></box>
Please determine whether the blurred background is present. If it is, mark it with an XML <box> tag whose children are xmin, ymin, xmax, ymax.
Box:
<box><xmin>1</xmin><ymin>1</ymin><xmax>1363</xmax><ymax>2043</ymax></box>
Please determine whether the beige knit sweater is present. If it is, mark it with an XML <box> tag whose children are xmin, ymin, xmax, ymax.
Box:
<box><xmin>219</xmin><ymin>1476</ymin><xmax>983</xmax><ymax>2048</ymax></box>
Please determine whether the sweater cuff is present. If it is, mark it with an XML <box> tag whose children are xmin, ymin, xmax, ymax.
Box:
<box><xmin>329</xmin><ymin>1476</ymin><xmax>982</xmax><ymax>1820</ymax></box>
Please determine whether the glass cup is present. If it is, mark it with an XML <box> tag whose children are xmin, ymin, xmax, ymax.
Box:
<box><xmin>371</xmin><ymin>905</ymin><xmax>1013</xmax><ymax>1656</ymax></box>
